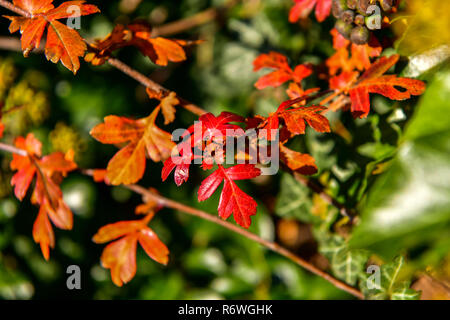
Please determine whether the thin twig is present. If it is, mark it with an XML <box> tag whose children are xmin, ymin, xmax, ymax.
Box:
<box><xmin>122</xmin><ymin>184</ymin><xmax>364</xmax><ymax>299</ymax></box>
<box><xmin>0</xmin><ymin>32</ymin><xmax>356</xmax><ymax>218</ymax></box>
<box><xmin>0</xmin><ymin>0</ymin><xmax>364</xmax><ymax>292</ymax></box>
<box><xmin>0</xmin><ymin>0</ymin><xmax>29</xmax><ymax>17</ymax></box>
<box><xmin>151</xmin><ymin>8</ymin><xmax>219</xmax><ymax>38</ymax></box>
<box><xmin>0</xmin><ymin>141</ymin><xmax>27</xmax><ymax>156</ymax></box>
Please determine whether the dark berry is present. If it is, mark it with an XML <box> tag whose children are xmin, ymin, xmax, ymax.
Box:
<box><xmin>341</xmin><ymin>10</ymin><xmax>355</xmax><ymax>24</ymax></box>
<box><xmin>350</xmin><ymin>25</ymin><xmax>370</xmax><ymax>44</ymax></box>
<box><xmin>335</xmin><ymin>20</ymin><xmax>353</xmax><ymax>40</ymax></box>
<box><xmin>332</xmin><ymin>0</ymin><xmax>348</xmax><ymax>19</ymax></box>
<box><xmin>347</xmin><ymin>0</ymin><xmax>357</xmax><ymax>10</ymax></box>
<box><xmin>356</xmin><ymin>0</ymin><xmax>371</xmax><ymax>16</ymax></box>
<box><xmin>379</xmin><ymin>0</ymin><xmax>395</xmax><ymax>12</ymax></box>
<box><xmin>354</xmin><ymin>14</ymin><xmax>365</xmax><ymax>26</ymax></box>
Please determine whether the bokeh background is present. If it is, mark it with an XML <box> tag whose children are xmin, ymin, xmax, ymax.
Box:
<box><xmin>0</xmin><ymin>0</ymin><xmax>449</xmax><ymax>299</ymax></box>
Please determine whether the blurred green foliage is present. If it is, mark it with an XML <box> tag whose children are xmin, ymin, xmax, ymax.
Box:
<box><xmin>0</xmin><ymin>0</ymin><xmax>448</xmax><ymax>300</ymax></box>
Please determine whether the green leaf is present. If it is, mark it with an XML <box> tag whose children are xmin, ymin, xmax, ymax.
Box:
<box><xmin>360</xmin><ymin>256</ymin><xmax>420</xmax><ymax>300</ymax></box>
<box><xmin>318</xmin><ymin>234</ymin><xmax>369</xmax><ymax>286</ymax></box>
<box><xmin>350</xmin><ymin>71</ymin><xmax>450</xmax><ymax>254</ymax></box>
<box><xmin>275</xmin><ymin>173</ymin><xmax>320</xmax><ymax>224</ymax></box>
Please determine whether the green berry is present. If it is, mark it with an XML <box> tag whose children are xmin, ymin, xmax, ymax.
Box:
<box><xmin>335</xmin><ymin>20</ymin><xmax>353</xmax><ymax>40</ymax></box>
<box><xmin>350</xmin><ymin>26</ymin><xmax>370</xmax><ymax>44</ymax></box>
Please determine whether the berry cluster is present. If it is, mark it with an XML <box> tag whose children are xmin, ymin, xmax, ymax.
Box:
<box><xmin>332</xmin><ymin>0</ymin><xmax>396</xmax><ymax>44</ymax></box>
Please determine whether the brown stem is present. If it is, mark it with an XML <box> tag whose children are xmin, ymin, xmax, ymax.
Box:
<box><xmin>0</xmin><ymin>0</ymin><xmax>30</xmax><ymax>17</ymax></box>
<box><xmin>151</xmin><ymin>8</ymin><xmax>219</xmax><ymax>38</ymax></box>
<box><xmin>151</xmin><ymin>0</ymin><xmax>239</xmax><ymax>37</ymax></box>
<box><xmin>106</xmin><ymin>58</ymin><xmax>207</xmax><ymax>117</ymax></box>
<box><xmin>123</xmin><ymin>183</ymin><xmax>364</xmax><ymax>299</ymax></box>
<box><xmin>0</xmin><ymin>0</ymin><xmax>360</xmax><ymax>288</ymax></box>
<box><xmin>0</xmin><ymin>141</ymin><xmax>27</xmax><ymax>156</ymax></box>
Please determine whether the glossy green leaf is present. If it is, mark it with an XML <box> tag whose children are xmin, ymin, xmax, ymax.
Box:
<box><xmin>350</xmin><ymin>71</ymin><xmax>450</xmax><ymax>253</ymax></box>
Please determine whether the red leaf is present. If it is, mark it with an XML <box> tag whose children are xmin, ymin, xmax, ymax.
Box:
<box><xmin>253</xmin><ymin>52</ymin><xmax>312</xmax><ymax>89</ymax></box>
<box><xmin>198</xmin><ymin>164</ymin><xmax>261</xmax><ymax>228</ymax></box>
<box><xmin>259</xmin><ymin>97</ymin><xmax>330</xmax><ymax>140</ymax></box>
<box><xmin>5</xmin><ymin>0</ymin><xmax>100</xmax><ymax>73</ymax></box>
<box><xmin>289</xmin><ymin>0</ymin><xmax>331</xmax><ymax>23</ymax></box>
<box><xmin>349</xmin><ymin>55</ymin><xmax>426</xmax><ymax>118</ymax></box>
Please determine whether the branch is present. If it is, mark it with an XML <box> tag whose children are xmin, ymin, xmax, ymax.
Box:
<box><xmin>0</xmin><ymin>141</ymin><xmax>27</xmax><ymax>156</ymax></box>
<box><xmin>0</xmin><ymin>139</ymin><xmax>363</xmax><ymax>298</ymax></box>
<box><xmin>0</xmin><ymin>33</ymin><xmax>356</xmax><ymax>218</ymax></box>
<box><xmin>117</xmin><ymin>180</ymin><xmax>364</xmax><ymax>299</ymax></box>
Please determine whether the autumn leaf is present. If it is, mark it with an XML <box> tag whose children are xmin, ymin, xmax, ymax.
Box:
<box><xmin>326</xmin><ymin>29</ymin><xmax>382</xmax><ymax>76</ymax></box>
<box><xmin>147</xmin><ymin>89</ymin><xmax>179</xmax><ymax>125</ymax></box>
<box><xmin>85</xmin><ymin>23</ymin><xmax>201</xmax><ymax>66</ymax></box>
<box><xmin>280</xmin><ymin>144</ymin><xmax>317</xmax><ymax>175</ymax></box>
<box><xmin>10</xmin><ymin>133</ymin><xmax>77</xmax><ymax>260</ymax></box>
<box><xmin>289</xmin><ymin>0</ymin><xmax>332</xmax><ymax>23</ymax></box>
<box><xmin>93</xmin><ymin>215</ymin><xmax>169</xmax><ymax>286</ymax></box>
<box><xmin>161</xmin><ymin>111</ymin><xmax>245</xmax><ymax>186</ymax></box>
<box><xmin>259</xmin><ymin>97</ymin><xmax>331</xmax><ymax>140</ymax></box>
<box><xmin>198</xmin><ymin>164</ymin><xmax>261</xmax><ymax>228</ymax></box>
<box><xmin>0</xmin><ymin>122</ymin><xmax>4</xmax><ymax>138</ymax></box>
<box><xmin>253</xmin><ymin>52</ymin><xmax>312</xmax><ymax>90</ymax></box>
<box><xmin>5</xmin><ymin>0</ymin><xmax>100</xmax><ymax>73</ymax></box>
<box><xmin>90</xmin><ymin>106</ymin><xmax>175</xmax><ymax>185</ymax></box>
<box><xmin>330</xmin><ymin>55</ymin><xmax>426</xmax><ymax>118</ymax></box>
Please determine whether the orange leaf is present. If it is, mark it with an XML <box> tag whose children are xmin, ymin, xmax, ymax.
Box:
<box><xmin>253</xmin><ymin>52</ymin><xmax>312</xmax><ymax>89</ymax></box>
<box><xmin>10</xmin><ymin>133</ymin><xmax>77</xmax><ymax>259</ymax></box>
<box><xmin>32</xmin><ymin>206</ymin><xmax>55</xmax><ymax>261</ymax></box>
<box><xmin>5</xmin><ymin>0</ymin><xmax>100</xmax><ymax>73</ymax></box>
<box><xmin>349</xmin><ymin>55</ymin><xmax>426</xmax><ymax>118</ymax></box>
<box><xmin>147</xmin><ymin>89</ymin><xmax>179</xmax><ymax>125</ymax></box>
<box><xmin>85</xmin><ymin>23</ymin><xmax>199</xmax><ymax>66</ymax></box>
<box><xmin>90</xmin><ymin>107</ymin><xmax>175</xmax><ymax>185</ymax></box>
<box><xmin>93</xmin><ymin>216</ymin><xmax>169</xmax><ymax>286</ymax></box>
<box><xmin>101</xmin><ymin>234</ymin><xmax>138</xmax><ymax>287</ymax></box>
<box><xmin>280</xmin><ymin>144</ymin><xmax>318</xmax><ymax>175</ymax></box>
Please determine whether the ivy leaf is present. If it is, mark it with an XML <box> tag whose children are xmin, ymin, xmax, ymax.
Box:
<box><xmin>85</xmin><ymin>23</ymin><xmax>200</xmax><ymax>66</ymax></box>
<box><xmin>318</xmin><ymin>234</ymin><xmax>369</xmax><ymax>286</ymax></box>
<box><xmin>360</xmin><ymin>256</ymin><xmax>420</xmax><ymax>300</ymax></box>
<box><xmin>253</xmin><ymin>52</ymin><xmax>312</xmax><ymax>90</ymax></box>
<box><xmin>93</xmin><ymin>215</ymin><xmax>169</xmax><ymax>287</ymax></box>
<box><xmin>198</xmin><ymin>164</ymin><xmax>261</xmax><ymax>229</ymax></box>
<box><xmin>5</xmin><ymin>0</ymin><xmax>100</xmax><ymax>73</ymax></box>
<box><xmin>90</xmin><ymin>106</ymin><xmax>175</xmax><ymax>185</ymax></box>
<box><xmin>10</xmin><ymin>133</ymin><xmax>77</xmax><ymax>260</ymax></box>
<box><xmin>350</xmin><ymin>70</ymin><xmax>450</xmax><ymax>256</ymax></box>
<box><xmin>289</xmin><ymin>0</ymin><xmax>332</xmax><ymax>23</ymax></box>
<box><xmin>275</xmin><ymin>173</ymin><xmax>319</xmax><ymax>224</ymax></box>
